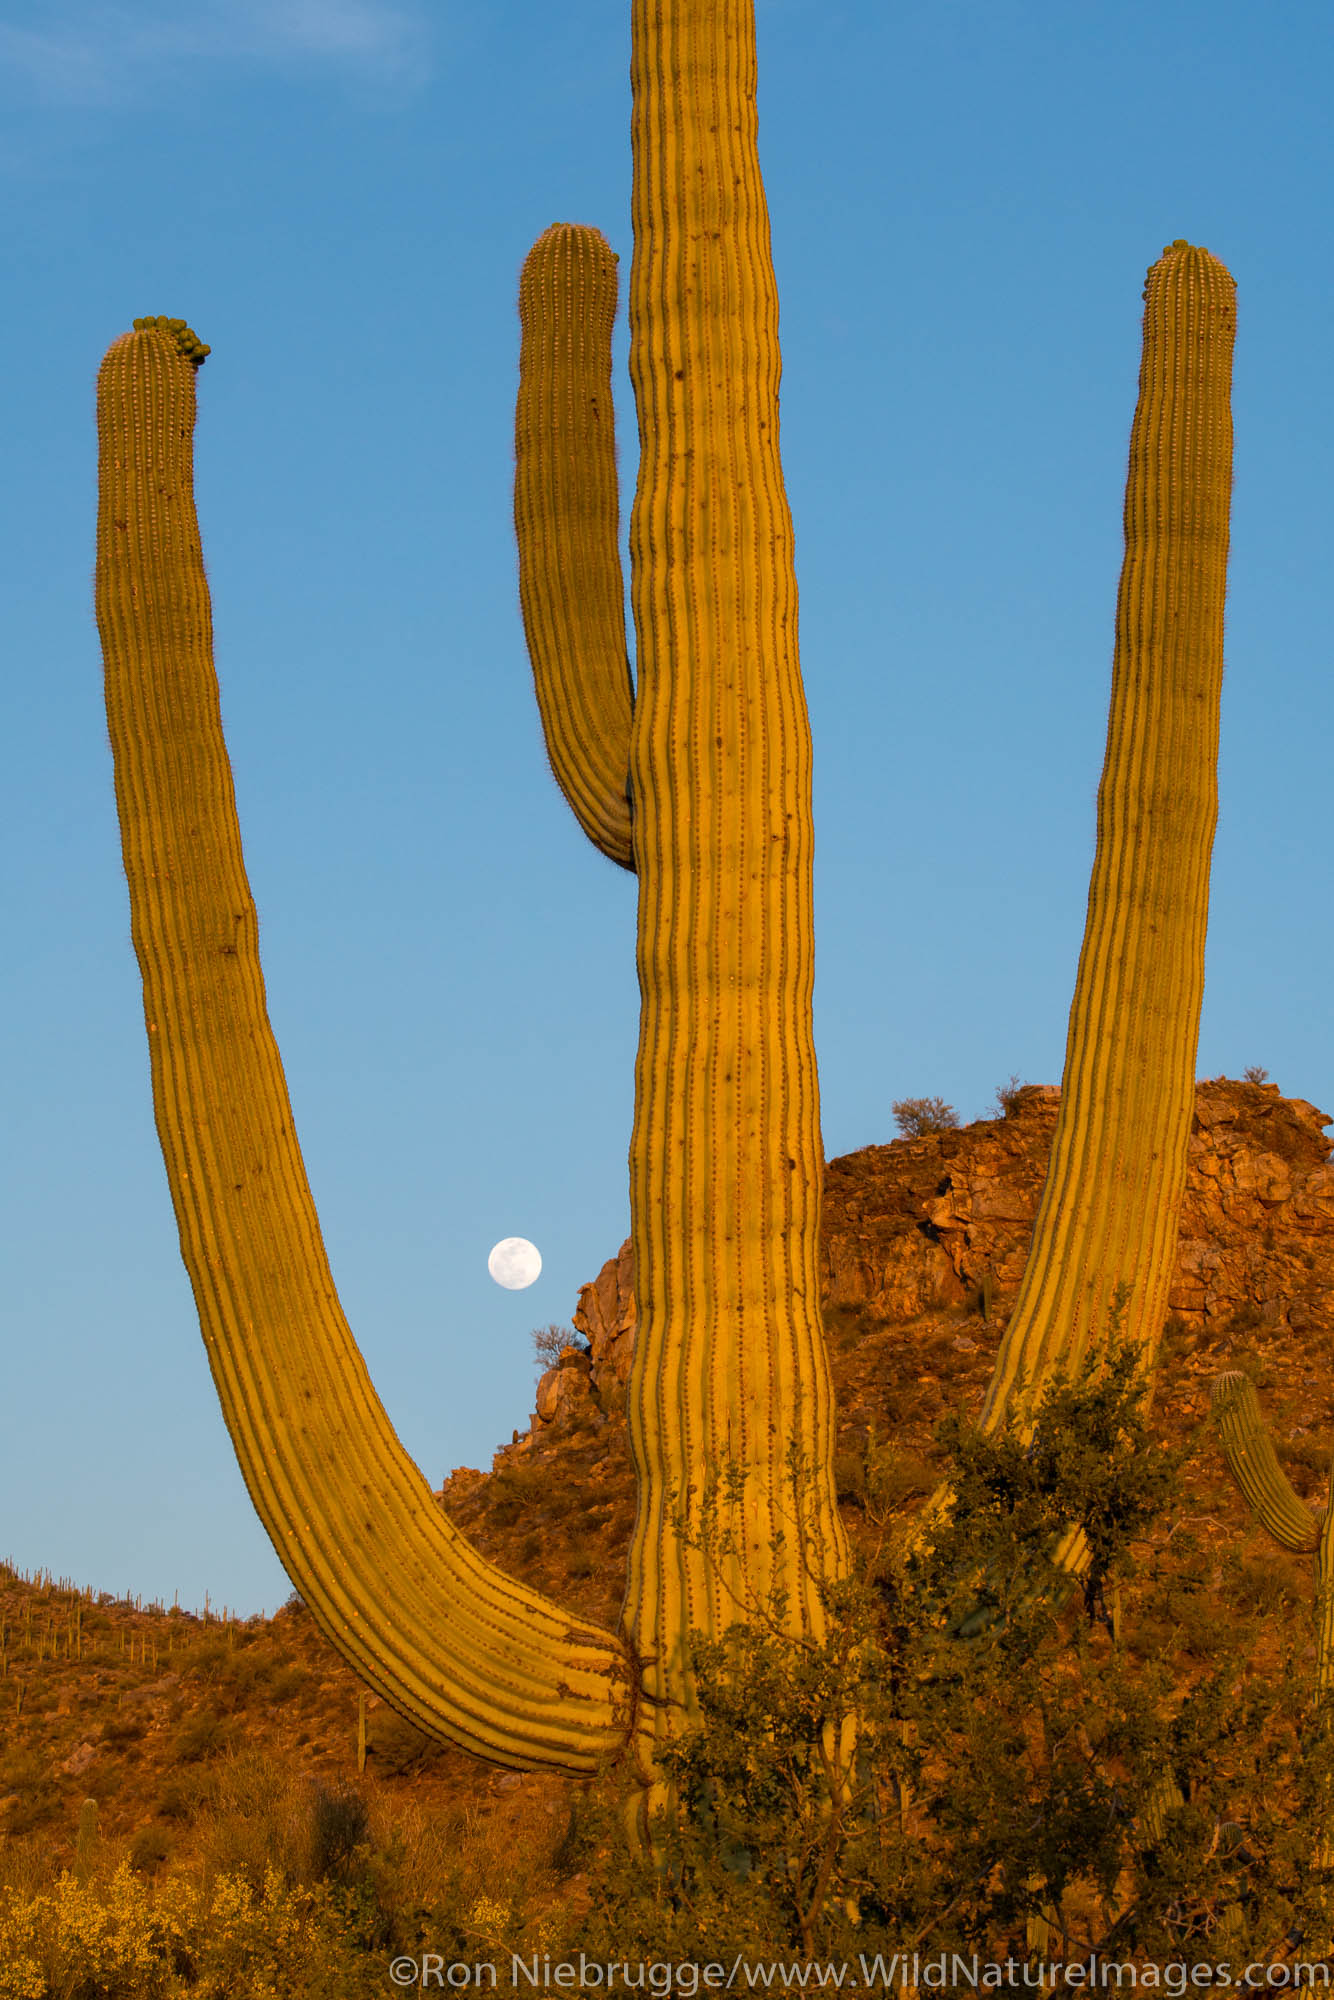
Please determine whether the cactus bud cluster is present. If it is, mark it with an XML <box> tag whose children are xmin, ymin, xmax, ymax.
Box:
<box><xmin>132</xmin><ymin>315</ymin><xmax>210</xmax><ymax>367</ymax></box>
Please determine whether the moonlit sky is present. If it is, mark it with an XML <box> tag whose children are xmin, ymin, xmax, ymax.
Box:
<box><xmin>4</xmin><ymin>0</ymin><xmax>1331</xmax><ymax>1616</ymax></box>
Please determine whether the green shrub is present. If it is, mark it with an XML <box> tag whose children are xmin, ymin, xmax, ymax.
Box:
<box><xmin>891</xmin><ymin>1094</ymin><xmax>958</xmax><ymax>1137</ymax></box>
<box><xmin>558</xmin><ymin>1340</ymin><xmax>1334</xmax><ymax>1959</ymax></box>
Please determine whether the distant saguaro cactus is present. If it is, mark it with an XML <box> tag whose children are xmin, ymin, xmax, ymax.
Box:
<box><xmin>95</xmin><ymin>0</ymin><xmax>1234</xmax><ymax>1840</ymax></box>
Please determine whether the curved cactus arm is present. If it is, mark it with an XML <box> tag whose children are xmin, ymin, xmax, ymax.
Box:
<box><xmin>515</xmin><ymin>225</ymin><xmax>635</xmax><ymax>871</ymax></box>
<box><xmin>95</xmin><ymin>322</ymin><xmax>632</xmax><ymax>1773</ymax></box>
<box><xmin>1212</xmin><ymin>1372</ymin><xmax>1321</xmax><ymax>1555</ymax></box>
<box><xmin>1214</xmin><ymin>1377</ymin><xmax>1334</xmax><ymax>1866</ymax></box>
<box><xmin>979</xmin><ymin>243</ymin><xmax>1236</xmax><ymax>1439</ymax></box>
<box><xmin>1319</xmin><ymin>1498</ymin><xmax>1334</xmax><ymax>1706</ymax></box>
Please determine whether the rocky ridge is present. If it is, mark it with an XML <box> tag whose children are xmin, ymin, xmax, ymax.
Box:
<box><xmin>440</xmin><ymin>1078</ymin><xmax>1334</xmax><ymax>1631</ymax></box>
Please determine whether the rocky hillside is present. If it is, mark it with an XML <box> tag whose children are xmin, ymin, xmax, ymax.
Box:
<box><xmin>442</xmin><ymin>1076</ymin><xmax>1334</xmax><ymax>1632</ymax></box>
<box><xmin>3</xmin><ymin>1077</ymin><xmax>1331</xmax><ymax>1886</ymax></box>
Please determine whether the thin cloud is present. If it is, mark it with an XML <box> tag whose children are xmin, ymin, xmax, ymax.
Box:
<box><xmin>0</xmin><ymin>0</ymin><xmax>432</xmax><ymax>107</ymax></box>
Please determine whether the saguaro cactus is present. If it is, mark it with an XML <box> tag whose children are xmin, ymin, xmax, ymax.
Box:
<box><xmin>95</xmin><ymin>0</ymin><xmax>1235</xmax><ymax>1837</ymax></box>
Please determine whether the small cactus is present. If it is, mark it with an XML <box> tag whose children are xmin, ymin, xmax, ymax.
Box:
<box><xmin>74</xmin><ymin>1797</ymin><xmax>99</xmax><ymax>1884</ymax></box>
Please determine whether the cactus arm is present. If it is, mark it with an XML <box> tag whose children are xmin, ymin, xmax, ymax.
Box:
<box><xmin>95</xmin><ymin>323</ymin><xmax>631</xmax><ymax>1773</ymax></box>
<box><xmin>515</xmin><ymin>225</ymin><xmax>636</xmax><ymax>870</ymax></box>
<box><xmin>1211</xmin><ymin>1373</ymin><xmax>1321</xmax><ymax>1555</ymax></box>
<box><xmin>979</xmin><ymin>243</ymin><xmax>1236</xmax><ymax>1436</ymax></box>
<box><xmin>619</xmin><ymin>0</ymin><xmax>848</xmax><ymax>1803</ymax></box>
<box><xmin>1213</xmin><ymin>1376</ymin><xmax>1334</xmax><ymax>1866</ymax></box>
<box><xmin>1318</xmin><ymin>1498</ymin><xmax>1334</xmax><ymax>1705</ymax></box>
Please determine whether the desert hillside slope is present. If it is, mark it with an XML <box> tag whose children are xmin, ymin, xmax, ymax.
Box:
<box><xmin>3</xmin><ymin>1076</ymin><xmax>1331</xmax><ymax>1886</ymax></box>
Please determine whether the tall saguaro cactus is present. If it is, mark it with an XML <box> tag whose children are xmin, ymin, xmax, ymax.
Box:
<box><xmin>620</xmin><ymin>0</ymin><xmax>845</xmax><ymax>1788</ymax></box>
<box><xmin>515</xmin><ymin>0</ymin><xmax>850</xmax><ymax>1805</ymax></box>
<box><xmin>94</xmin><ymin>1</ymin><xmax>1236</xmax><ymax>1839</ymax></box>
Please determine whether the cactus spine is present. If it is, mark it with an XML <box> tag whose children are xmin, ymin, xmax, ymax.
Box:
<box><xmin>979</xmin><ymin>242</ymin><xmax>1235</xmax><ymax>1440</ymax></box>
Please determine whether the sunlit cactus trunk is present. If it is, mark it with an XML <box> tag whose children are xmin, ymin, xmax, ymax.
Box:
<box><xmin>618</xmin><ymin>0</ymin><xmax>848</xmax><ymax>1807</ymax></box>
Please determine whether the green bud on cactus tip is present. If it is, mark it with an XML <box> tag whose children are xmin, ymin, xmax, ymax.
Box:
<box><xmin>132</xmin><ymin>313</ymin><xmax>210</xmax><ymax>368</ymax></box>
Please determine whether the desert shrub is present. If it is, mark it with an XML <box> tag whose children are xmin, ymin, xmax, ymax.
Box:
<box><xmin>0</xmin><ymin>1863</ymin><xmax>387</xmax><ymax>1999</ymax></box>
<box><xmin>485</xmin><ymin>1459</ymin><xmax>546</xmax><ymax>1529</ymax></box>
<box><xmin>99</xmin><ymin>1713</ymin><xmax>146</xmax><ymax>1747</ymax></box>
<box><xmin>154</xmin><ymin>1778</ymin><xmax>197</xmax><ymax>1824</ymax></box>
<box><xmin>306</xmin><ymin>1781</ymin><xmax>369</xmax><ymax>1887</ymax></box>
<box><xmin>128</xmin><ymin>1825</ymin><xmax>170</xmax><ymax>1875</ymax></box>
<box><xmin>891</xmin><ymin>1094</ymin><xmax>958</xmax><ymax>1136</ymax></box>
<box><xmin>1243</xmin><ymin>1064</ymin><xmax>1270</xmax><ymax>1084</ymax></box>
<box><xmin>168</xmin><ymin>1709</ymin><xmax>229</xmax><ymax>1764</ymax></box>
<box><xmin>994</xmin><ymin>1071</ymin><xmax>1027</xmax><ymax>1116</ymax></box>
<box><xmin>1224</xmin><ymin>1547</ymin><xmax>1311</xmax><ymax>1621</ymax></box>
<box><xmin>266</xmin><ymin>1663</ymin><xmax>309</xmax><ymax>1703</ymax></box>
<box><xmin>188</xmin><ymin>1747</ymin><xmax>303</xmax><ymax>1895</ymax></box>
<box><xmin>532</xmin><ymin>1323</ymin><xmax>588</xmax><ymax>1370</ymax></box>
<box><xmin>559</xmin><ymin>1339</ymin><xmax>1334</xmax><ymax>1960</ymax></box>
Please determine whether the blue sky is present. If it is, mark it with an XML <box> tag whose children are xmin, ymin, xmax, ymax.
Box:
<box><xmin>4</xmin><ymin>0</ymin><xmax>1331</xmax><ymax>1618</ymax></box>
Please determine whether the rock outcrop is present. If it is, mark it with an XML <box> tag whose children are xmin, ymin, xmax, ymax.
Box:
<box><xmin>438</xmin><ymin>1077</ymin><xmax>1333</xmax><ymax>1633</ymax></box>
<box><xmin>504</xmin><ymin>1078</ymin><xmax>1334</xmax><ymax>1445</ymax></box>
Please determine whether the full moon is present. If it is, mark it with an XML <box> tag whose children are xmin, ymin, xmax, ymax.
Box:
<box><xmin>487</xmin><ymin>1237</ymin><xmax>542</xmax><ymax>1290</ymax></box>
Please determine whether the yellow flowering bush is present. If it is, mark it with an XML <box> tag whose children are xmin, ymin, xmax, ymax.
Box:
<box><xmin>0</xmin><ymin>1862</ymin><xmax>378</xmax><ymax>2000</ymax></box>
<box><xmin>0</xmin><ymin>1861</ymin><xmax>185</xmax><ymax>1999</ymax></box>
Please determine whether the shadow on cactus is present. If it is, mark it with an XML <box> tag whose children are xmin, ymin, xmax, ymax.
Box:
<box><xmin>94</xmin><ymin>0</ymin><xmax>1235</xmax><ymax>1842</ymax></box>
